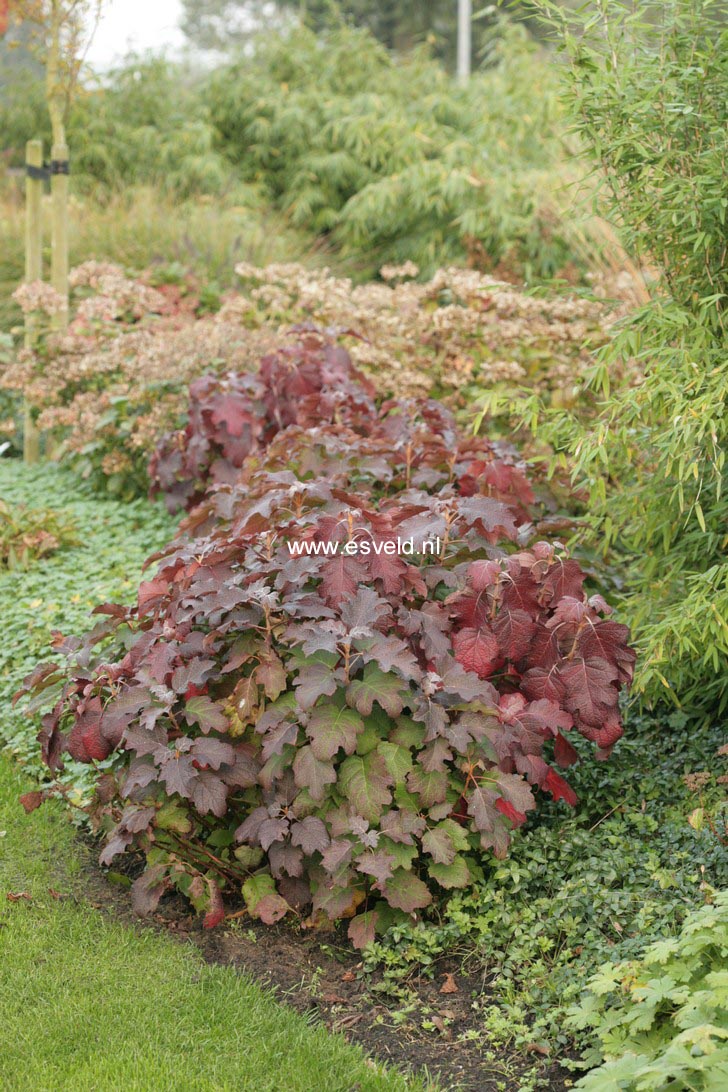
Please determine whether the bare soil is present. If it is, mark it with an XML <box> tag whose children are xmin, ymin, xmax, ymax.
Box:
<box><xmin>83</xmin><ymin>842</ymin><xmax>575</xmax><ymax>1092</ymax></box>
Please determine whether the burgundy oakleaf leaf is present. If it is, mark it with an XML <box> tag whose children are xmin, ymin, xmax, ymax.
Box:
<box><xmin>290</xmin><ymin>816</ymin><xmax>330</xmax><ymax>855</ymax></box>
<box><xmin>452</xmin><ymin>627</ymin><xmax>503</xmax><ymax>679</ymax></box>
<box><xmin>559</xmin><ymin>656</ymin><xmax>620</xmax><ymax>730</ymax></box>
<box><xmin>553</xmin><ymin>732</ymin><xmax>579</xmax><ymax>767</ymax></box>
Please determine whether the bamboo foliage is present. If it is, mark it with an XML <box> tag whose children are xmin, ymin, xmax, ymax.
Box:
<box><xmin>208</xmin><ymin>22</ymin><xmax>582</xmax><ymax>279</ymax></box>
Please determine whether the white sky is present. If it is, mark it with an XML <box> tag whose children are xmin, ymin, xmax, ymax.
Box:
<box><xmin>85</xmin><ymin>0</ymin><xmax>186</xmax><ymax>70</ymax></box>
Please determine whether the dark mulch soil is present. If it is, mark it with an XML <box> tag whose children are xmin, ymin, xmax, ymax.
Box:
<box><xmin>85</xmin><ymin>844</ymin><xmax>574</xmax><ymax>1092</ymax></box>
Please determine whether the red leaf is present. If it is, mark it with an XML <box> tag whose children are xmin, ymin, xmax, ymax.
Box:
<box><xmin>493</xmin><ymin>608</ymin><xmax>536</xmax><ymax>662</ymax></box>
<box><xmin>578</xmin><ymin>622</ymin><xmax>636</xmax><ymax>685</ymax></box>
<box><xmin>494</xmin><ymin>797</ymin><xmax>528</xmax><ymax>826</ymax></box>
<box><xmin>448</xmin><ymin>587</ymin><xmax>491</xmax><ymax>628</ymax></box>
<box><xmin>553</xmin><ymin>732</ymin><xmax>579</xmax><ymax>767</ymax></box>
<box><xmin>452</xmin><ymin>627</ymin><xmax>502</xmax><ymax>678</ymax></box>
<box><xmin>19</xmin><ymin>791</ymin><xmax>45</xmax><ymax>814</ymax></box>
<box><xmin>543</xmin><ymin>767</ymin><xmax>578</xmax><ymax>806</ymax></box>
<box><xmin>68</xmin><ymin>699</ymin><xmax>114</xmax><ymax>763</ymax></box>
<box><xmin>539</xmin><ymin>559</ymin><xmax>585</xmax><ymax>606</ymax></box>
<box><xmin>559</xmin><ymin>656</ymin><xmax>620</xmax><ymax>730</ymax></box>
<box><xmin>319</xmin><ymin>555</ymin><xmax>367</xmax><ymax>608</ymax></box>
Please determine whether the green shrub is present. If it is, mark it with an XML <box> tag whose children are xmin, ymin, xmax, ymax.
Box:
<box><xmin>483</xmin><ymin>0</ymin><xmax>728</xmax><ymax>715</ymax></box>
<box><xmin>0</xmin><ymin>56</ymin><xmax>234</xmax><ymax>198</ymax></box>
<box><xmin>207</xmin><ymin>21</ymin><xmax>590</xmax><ymax>279</ymax></box>
<box><xmin>569</xmin><ymin>890</ymin><xmax>728</xmax><ymax>1090</ymax></box>
<box><xmin>0</xmin><ymin>23</ymin><xmax>614</xmax><ymax>281</ymax></box>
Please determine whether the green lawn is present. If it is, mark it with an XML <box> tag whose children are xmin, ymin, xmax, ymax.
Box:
<box><xmin>0</xmin><ymin>757</ymin><xmax>426</xmax><ymax>1092</ymax></box>
<box><xmin>0</xmin><ymin>461</ymin><xmax>426</xmax><ymax>1092</ymax></box>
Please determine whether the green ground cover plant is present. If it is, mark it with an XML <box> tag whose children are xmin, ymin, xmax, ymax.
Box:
<box><xmin>0</xmin><ymin>494</ymin><xmax>76</xmax><ymax>569</ymax></box>
<box><xmin>0</xmin><ymin>461</ymin><xmax>174</xmax><ymax>775</ymax></box>
<box><xmin>570</xmin><ymin>890</ymin><xmax>728</xmax><ymax>1090</ymax></box>
<box><xmin>361</xmin><ymin>710</ymin><xmax>727</xmax><ymax>1062</ymax></box>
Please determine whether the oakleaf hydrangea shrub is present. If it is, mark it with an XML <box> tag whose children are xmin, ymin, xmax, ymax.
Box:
<box><xmin>20</xmin><ymin>345</ymin><xmax>635</xmax><ymax>944</ymax></box>
<box><xmin>149</xmin><ymin>333</ymin><xmax>378</xmax><ymax>512</ymax></box>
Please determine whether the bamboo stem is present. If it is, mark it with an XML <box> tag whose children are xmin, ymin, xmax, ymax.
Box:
<box><xmin>23</xmin><ymin>139</ymin><xmax>43</xmax><ymax>465</ymax></box>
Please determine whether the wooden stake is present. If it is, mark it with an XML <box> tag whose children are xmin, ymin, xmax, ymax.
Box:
<box><xmin>50</xmin><ymin>140</ymin><xmax>70</xmax><ymax>330</ymax></box>
<box><xmin>23</xmin><ymin>139</ymin><xmax>43</xmax><ymax>464</ymax></box>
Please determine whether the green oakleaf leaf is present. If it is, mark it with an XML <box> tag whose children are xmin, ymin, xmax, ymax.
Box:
<box><xmin>406</xmin><ymin>765</ymin><xmax>448</xmax><ymax>807</ymax></box>
<box><xmin>242</xmin><ymin>872</ymin><xmax>289</xmax><ymax>924</ymax></box>
<box><xmin>307</xmin><ymin>701</ymin><xmax>365</xmax><ymax>760</ymax></box>
<box><xmin>428</xmin><ymin>855</ymin><xmax>472</xmax><ymax>889</ymax></box>
<box><xmin>421</xmin><ymin>818</ymin><xmax>469</xmax><ymax>865</ymax></box>
<box><xmin>383</xmin><ymin>867</ymin><xmax>432</xmax><ymax>913</ymax></box>
<box><xmin>377</xmin><ymin>741</ymin><xmax>413</xmax><ymax>782</ymax></box>
<box><xmin>346</xmin><ymin>663</ymin><xmax>408</xmax><ymax>717</ymax></box>
<box><xmin>339</xmin><ymin>752</ymin><xmax>393</xmax><ymax>822</ymax></box>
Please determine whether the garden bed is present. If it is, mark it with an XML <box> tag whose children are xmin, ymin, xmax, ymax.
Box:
<box><xmin>3</xmin><ymin>460</ymin><xmax>725</xmax><ymax>1091</ymax></box>
<box><xmin>73</xmin><ymin>829</ymin><xmax>572</xmax><ymax>1092</ymax></box>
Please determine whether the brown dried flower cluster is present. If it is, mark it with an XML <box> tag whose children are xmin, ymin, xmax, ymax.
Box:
<box><xmin>234</xmin><ymin>261</ymin><xmax>629</xmax><ymax>407</ymax></box>
<box><xmin>683</xmin><ymin>772</ymin><xmax>713</xmax><ymax>793</ymax></box>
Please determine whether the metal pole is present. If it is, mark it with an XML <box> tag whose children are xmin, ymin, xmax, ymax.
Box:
<box><xmin>457</xmin><ymin>0</ymin><xmax>472</xmax><ymax>85</ymax></box>
<box><xmin>23</xmin><ymin>139</ymin><xmax>43</xmax><ymax>464</ymax></box>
